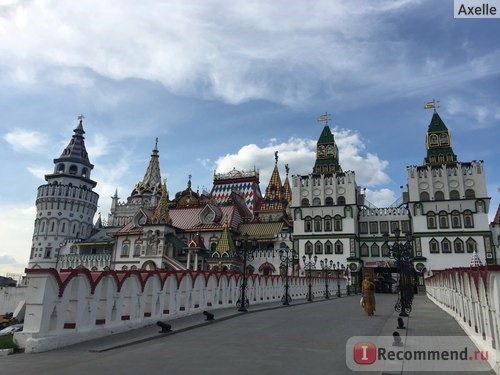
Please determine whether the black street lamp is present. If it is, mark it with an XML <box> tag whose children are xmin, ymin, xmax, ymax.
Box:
<box><xmin>302</xmin><ymin>253</ymin><xmax>317</xmax><ymax>302</ymax></box>
<box><xmin>383</xmin><ymin>228</ymin><xmax>414</xmax><ymax>317</ymax></box>
<box><xmin>332</xmin><ymin>262</ymin><xmax>345</xmax><ymax>297</ymax></box>
<box><xmin>235</xmin><ymin>233</ymin><xmax>257</xmax><ymax>312</ymax></box>
<box><xmin>319</xmin><ymin>258</ymin><xmax>333</xmax><ymax>299</ymax></box>
<box><xmin>279</xmin><ymin>245</ymin><xmax>295</xmax><ymax>305</ymax></box>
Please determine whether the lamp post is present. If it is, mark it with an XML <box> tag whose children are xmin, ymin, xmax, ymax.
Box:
<box><xmin>319</xmin><ymin>258</ymin><xmax>333</xmax><ymax>299</ymax></box>
<box><xmin>333</xmin><ymin>262</ymin><xmax>344</xmax><ymax>297</ymax></box>
<box><xmin>235</xmin><ymin>233</ymin><xmax>257</xmax><ymax>312</ymax></box>
<box><xmin>302</xmin><ymin>253</ymin><xmax>317</xmax><ymax>302</ymax></box>
<box><xmin>383</xmin><ymin>228</ymin><xmax>414</xmax><ymax>317</ymax></box>
<box><xmin>279</xmin><ymin>245</ymin><xmax>295</xmax><ymax>305</ymax></box>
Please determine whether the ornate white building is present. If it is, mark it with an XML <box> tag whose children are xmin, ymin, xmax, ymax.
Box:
<box><xmin>291</xmin><ymin>111</ymin><xmax>496</xmax><ymax>290</ymax></box>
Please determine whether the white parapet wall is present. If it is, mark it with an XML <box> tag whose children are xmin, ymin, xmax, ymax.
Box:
<box><xmin>14</xmin><ymin>268</ymin><xmax>347</xmax><ymax>353</ymax></box>
<box><xmin>0</xmin><ymin>285</ymin><xmax>27</xmax><ymax>316</ymax></box>
<box><xmin>426</xmin><ymin>266</ymin><xmax>500</xmax><ymax>374</ymax></box>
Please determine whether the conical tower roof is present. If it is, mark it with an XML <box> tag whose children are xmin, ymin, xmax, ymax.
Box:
<box><xmin>470</xmin><ymin>250</ymin><xmax>483</xmax><ymax>267</ymax></box>
<box><xmin>153</xmin><ymin>180</ymin><xmax>172</xmax><ymax>225</ymax></box>
<box><xmin>54</xmin><ymin>116</ymin><xmax>93</xmax><ymax>168</ymax></box>
<box><xmin>282</xmin><ymin>163</ymin><xmax>292</xmax><ymax>206</ymax></box>
<box><xmin>213</xmin><ymin>224</ymin><xmax>236</xmax><ymax>256</ymax></box>
<box><xmin>131</xmin><ymin>138</ymin><xmax>162</xmax><ymax>197</ymax></box>
<box><xmin>313</xmin><ymin>124</ymin><xmax>342</xmax><ymax>175</ymax></box>
<box><xmin>261</xmin><ymin>151</ymin><xmax>284</xmax><ymax>210</ymax></box>
<box><xmin>424</xmin><ymin>112</ymin><xmax>458</xmax><ymax>166</ymax></box>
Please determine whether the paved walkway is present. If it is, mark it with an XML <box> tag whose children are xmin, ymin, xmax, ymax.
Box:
<box><xmin>0</xmin><ymin>293</ymin><xmax>496</xmax><ymax>374</ymax></box>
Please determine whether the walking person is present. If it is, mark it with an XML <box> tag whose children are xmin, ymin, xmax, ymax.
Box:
<box><xmin>362</xmin><ymin>276</ymin><xmax>376</xmax><ymax>316</ymax></box>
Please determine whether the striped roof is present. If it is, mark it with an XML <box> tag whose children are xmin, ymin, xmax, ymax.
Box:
<box><xmin>169</xmin><ymin>205</ymin><xmax>242</xmax><ymax>232</ymax></box>
<box><xmin>239</xmin><ymin>222</ymin><xmax>284</xmax><ymax>239</ymax></box>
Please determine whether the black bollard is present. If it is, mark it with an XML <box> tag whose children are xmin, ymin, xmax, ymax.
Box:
<box><xmin>397</xmin><ymin>317</ymin><xmax>406</xmax><ymax>329</ymax></box>
<box><xmin>203</xmin><ymin>310</ymin><xmax>215</xmax><ymax>321</ymax></box>
<box><xmin>392</xmin><ymin>331</ymin><xmax>403</xmax><ymax>347</ymax></box>
<box><xmin>156</xmin><ymin>321</ymin><xmax>172</xmax><ymax>333</ymax></box>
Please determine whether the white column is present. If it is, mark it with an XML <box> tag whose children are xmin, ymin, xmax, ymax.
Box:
<box><xmin>186</xmin><ymin>250</ymin><xmax>191</xmax><ymax>270</ymax></box>
<box><xmin>194</xmin><ymin>253</ymin><xmax>199</xmax><ymax>271</ymax></box>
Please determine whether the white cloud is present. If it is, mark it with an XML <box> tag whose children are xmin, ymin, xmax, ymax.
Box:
<box><xmin>3</xmin><ymin>0</ymin><xmax>496</xmax><ymax>107</ymax></box>
<box><xmin>0</xmin><ymin>203</ymin><xmax>34</xmax><ymax>276</ymax></box>
<box><xmin>215</xmin><ymin>129</ymin><xmax>391</xmax><ymax>191</ymax></box>
<box><xmin>445</xmin><ymin>97</ymin><xmax>498</xmax><ymax>128</ymax></box>
<box><xmin>4</xmin><ymin>128</ymin><xmax>48</xmax><ymax>152</ymax></box>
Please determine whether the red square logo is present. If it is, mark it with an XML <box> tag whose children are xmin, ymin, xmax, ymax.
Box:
<box><xmin>353</xmin><ymin>342</ymin><xmax>377</xmax><ymax>365</ymax></box>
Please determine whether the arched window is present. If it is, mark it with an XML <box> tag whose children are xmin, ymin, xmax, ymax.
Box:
<box><xmin>325</xmin><ymin>197</ymin><xmax>334</xmax><ymax>206</ymax></box>
<box><xmin>304</xmin><ymin>217</ymin><xmax>312</xmax><ymax>232</ymax></box>
<box><xmin>434</xmin><ymin>191</ymin><xmax>444</xmax><ymax>201</ymax></box>
<box><xmin>427</xmin><ymin>212</ymin><xmax>436</xmax><ymax>229</ymax></box>
<box><xmin>429</xmin><ymin>239</ymin><xmax>439</xmax><ymax>253</ymax></box>
<box><xmin>454</xmin><ymin>239</ymin><xmax>464</xmax><ymax>253</ymax></box>
<box><xmin>324</xmin><ymin>216</ymin><xmax>332</xmax><ymax>231</ymax></box>
<box><xmin>360</xmin><ymin>243</ymin><xmax>368</xmax><ymax>257</ymax></box>
<box><xmin>133</xmin><ymin>242</ymin><xmax>142</xmax><ymax>257</ymax></box>
<box><xmin>314</xmin><ymin>216</ymin><xmax>322</xmax><ymax>232</ymax></box>
<box><xmin>57</xmin><ymin>164</ymin><xmax>65</xmax><ymax>173</ymax></box>
<box><xmin>441</xmin><ymin>238</ymin><xmax>452</xmax><ymax>253</ymax></box>
<box><xmin>305</xmin><ymin>242</ymin><xmax>313</xmax><ymax>255</ymax></box>
<box><xmin>451</xmin><ymin>211</ymin><xmax>461</xmax><ymax>228</ymax></box>
<box><xmin>325</xmin><ymin>241</ymin><xmax>333</xmax><ymax>254</ymax></box>
<box><xmin>464</xmin><ymin>211</ymin><xmax>474</xmax><ymax>228</ymax></box>
<box><xmin>466</xmin><ymin>238</ymin><xmax>477</xmax><ymax>253</ymax></box>
<box><xmin>335</xmin><ymin>240</ymin><xmax>343</xmax><ymax>254</ymax></box>
<box><xmin>312</xmin><ymin>197</ymin><xmax>321</xmax><ymax>206</ymax></box>
<box><xmin>82</xmin><ymin>168</ymin><xmax>88</xmax><ymax>178</ymax></box>
<box><xmin>465</xmin><ymin>189</ymin><xmax>475</xmax><ymax>198</ymax></box>
<box><xmin>314</xmin><ymin>241</ymin><xmax>323</xmax><ymax>254</ymax></box>
<box><xmin>420</xmin><ymin>191</ymin><xmax>430</xmax><ymax>201</ymax></box>
<box><xmin>337</xmin><ymin>196</ymin><xmax>346</xmax><ymax>205</ymax></box>
<box><xmin>449</xmin><ymin>190</ymin><xmax>460</xmax><ymax>200</ymax></box>
<box><xmin>334</xmin><ymin>215</ymin><xmax>342</xmax><ymax>231</ymax></box>
<box><xmin>439</xmin><ymin>211</ymin><xmax>449</xmax><ymax>229</ymax></box>
<box><xmin>121</xmin><ymin>241</ymin><xmax>130</xmax><ymax>257</ymax></box>
<box><xmin>301</xmin><ymin>198</ymin><xmax>310</xmax><ymax>207</ymax></box>
<box><xmin>294</xmin><ymin>208</ymin><xmax>302</xmax><ymax>220</ymax></box>
<box><xmin>371</xmin><ymin>244</ymin><xmax>380</xmax><ymax>257</ymax></box>
<box><xmin>69</xmin><ymin>165</ymin><xmax>78</xmax><ymax>175</ymax></box>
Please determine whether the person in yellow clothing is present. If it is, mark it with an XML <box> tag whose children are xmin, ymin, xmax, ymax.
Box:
<box><xmin>362</xmin><ymin>276</ymin><xmax>376</xmax><ymax>316</ymax></box>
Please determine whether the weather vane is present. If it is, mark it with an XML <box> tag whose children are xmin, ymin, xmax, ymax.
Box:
<box><xmin>424</xmin><ymin>99</ymin><xmax>440</xmax><ymax>113</ymax></box>
<box><xmin>317</xmin><ymin>112</ymin><xmax>331</xmax><ymax>126</ymax></box>
<box><xmin>77</xmin><ymin>114</ymin><xmax>85</xmax><ymax>123</ymax></box>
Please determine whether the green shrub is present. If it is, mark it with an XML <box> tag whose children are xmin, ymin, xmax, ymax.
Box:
<box><xmin>0</xmin><ymin>334</ymin><xmax>15</xmax><ymax>350</ymax></box>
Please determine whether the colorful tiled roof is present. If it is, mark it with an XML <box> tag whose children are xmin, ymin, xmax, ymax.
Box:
<box><xmin>239</xmin><ymin>222</ymin><xmax>284</xmax><ymax>239</ymax></box>
<box><xmin>131</xmin><ymin>139</ymin><xmax>162</xmax><ymax>197</ymax></box>
<box><xmin>169</xmin><ymin>205</ymin><xmax>242</xmax><ymax>232</ymax></box>
<box><xmin>211</xmin><ymin>168</ymin><xmax>262</xmax><ymax>212</ymax></box>
<box><xmin>214</xmin><ymin>225</ymin><xmax>236</xmax><ymax>256</ymax></box>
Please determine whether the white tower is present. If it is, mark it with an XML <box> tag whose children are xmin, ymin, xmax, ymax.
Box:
<box><xmin>28</xmin><ymin>116</ymin><xmax>99</xmax><ymax>268</ymax></box>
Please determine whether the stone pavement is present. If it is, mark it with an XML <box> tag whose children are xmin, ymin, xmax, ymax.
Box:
<box><xmin>0</xmin><ymin>293</ymin><xmax>496</xmax><ymax>375</ymax></box>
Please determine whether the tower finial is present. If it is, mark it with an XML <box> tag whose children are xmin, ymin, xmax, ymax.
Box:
<box><xmin>424</xmin><ymin>99</ymin><xmax>440</xmax><ymax>113</ymax></box>
<box><xmin>317</xmin><ymin>112</ymin><xmax>331</xmax><ymax>126</ymax></box>
<box><xmin>77</xmin><ymin>114</ymin><xmax>85</xmax><ymax>124</ymax></box>
<box><xmin>275</xmin><ymin>151</ymin><xmax>279</xmax><ymax>164</ymax></box>
<box><xmin>285</xmin><ymin>163</ymin><xmax>289</xmax><ymax>176</ymax></box>
<box><xmin>154</xmin><ymin>137</ymin><xmax>158</xmax><ymax>150</ymax></box>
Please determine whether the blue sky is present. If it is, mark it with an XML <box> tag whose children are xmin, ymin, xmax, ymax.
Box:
<box><xmin>1</xmin><ymin>0</ymin><xmax>499</xmax><ymax>276</ymax></box>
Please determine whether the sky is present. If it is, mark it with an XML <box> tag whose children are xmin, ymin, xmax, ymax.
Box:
<box><xmin>0</xmin><ymin>0</ymin><xmax>499</xmax><ymax>277</ymax></box>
